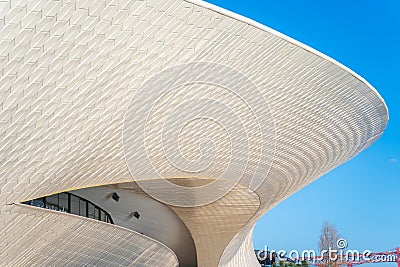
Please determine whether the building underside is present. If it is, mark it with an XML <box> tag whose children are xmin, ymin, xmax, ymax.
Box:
<box><xmin>0</xmin><ymin>0</ymin><xmax>388</xmax><ymax>266</ymax></box>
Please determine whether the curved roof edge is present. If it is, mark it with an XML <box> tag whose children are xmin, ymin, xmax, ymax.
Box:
<box><xmin>187</xmin><ymin>0</ymin><xmax>389</xmax><ymax>123</ymax></box>
<box><xmin>14</xmin><ymin>203</ymin><xmax>180</xmax><ymax>264</ymax></box>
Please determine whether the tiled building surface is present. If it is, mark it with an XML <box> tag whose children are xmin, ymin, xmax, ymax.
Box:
<box><xmin>0</xmin><ymin>0</ymin><xmax>388</xmax><ymax>266</ymax></box>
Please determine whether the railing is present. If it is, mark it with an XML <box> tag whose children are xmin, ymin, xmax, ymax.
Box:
<box><xmin>22</xmin><ymin>192</ymin><xmax>114</xmax><ymax>224</ymax></box>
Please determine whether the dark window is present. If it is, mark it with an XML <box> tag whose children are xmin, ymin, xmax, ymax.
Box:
<box><xmin>46</xmin><ymin>195</ymin><xmax>59</xmax><ymax>210</ymax></box>
<box><xmin>88</xmin><ymin>203</ymin><xmax>95</xmax><ymax>219</ymax></box>
<box><xmin>94</xmin><ymin>207</ymin><xmax>100</xmax><ymax>220</ymax></box>
<box><xmin>59</xmin><ymin>193</ymin><xmax>69</xmax><ymax>212</ymax></box>
<box><xmin>32</xmin><ymin>198</ymin><xmax>44</xmax><ymax>208</ymax></box>
<box><xmin>21</xmin><ymin>192</ymin><xmax>113</xmax><ymax>224</ymax></box>
<box><xmin>79</xmin><ymin>199</ymin><xmax>87</xmax><ymax>217</ymax></box>
<box><xmin>70</xmin><ymin>195</ymin><xmax>79</xmax><ymax>215</ymax></box>
<box><xmin>100</xmin><ymin>210</ymin><xmax>106</xmax><ymax>222</ymax></box>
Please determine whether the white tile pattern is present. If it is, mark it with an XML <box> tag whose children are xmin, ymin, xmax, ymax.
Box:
<box><xmin>1</xmin><ymin>204</ymin><xmax>178</xmax><ymax>266</ymax></box>
<box><xmin>0</xmin><ymin>0</ymin><xmax>388</xmax><ymax>266</ymax></box>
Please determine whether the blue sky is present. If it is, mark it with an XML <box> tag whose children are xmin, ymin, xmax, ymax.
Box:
<box><xmin>206</xmin><ymin>0</ymin><xmax>400</xmax><ymax>265</ymax></box>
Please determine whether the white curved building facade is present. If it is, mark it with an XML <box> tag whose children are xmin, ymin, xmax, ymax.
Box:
<box><xmin>0</xmin><ymin>0</ymin><xmax>388</xmax><ymax>266</ymax></box>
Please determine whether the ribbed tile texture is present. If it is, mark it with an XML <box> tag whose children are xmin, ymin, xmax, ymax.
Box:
<box><xmin>1</xmin><ymin>204</ymin><xmax>178</xmax><ymax>266</ymax></box>
<box><xmin>0</xmin><ymin>0</ymin><xmax>388</xmax><ymax>266</ymax></box>
<box><xmin>115</xmin><ymin>179</ymin><xmax>260</xmax><ymax>267</ymax></box>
